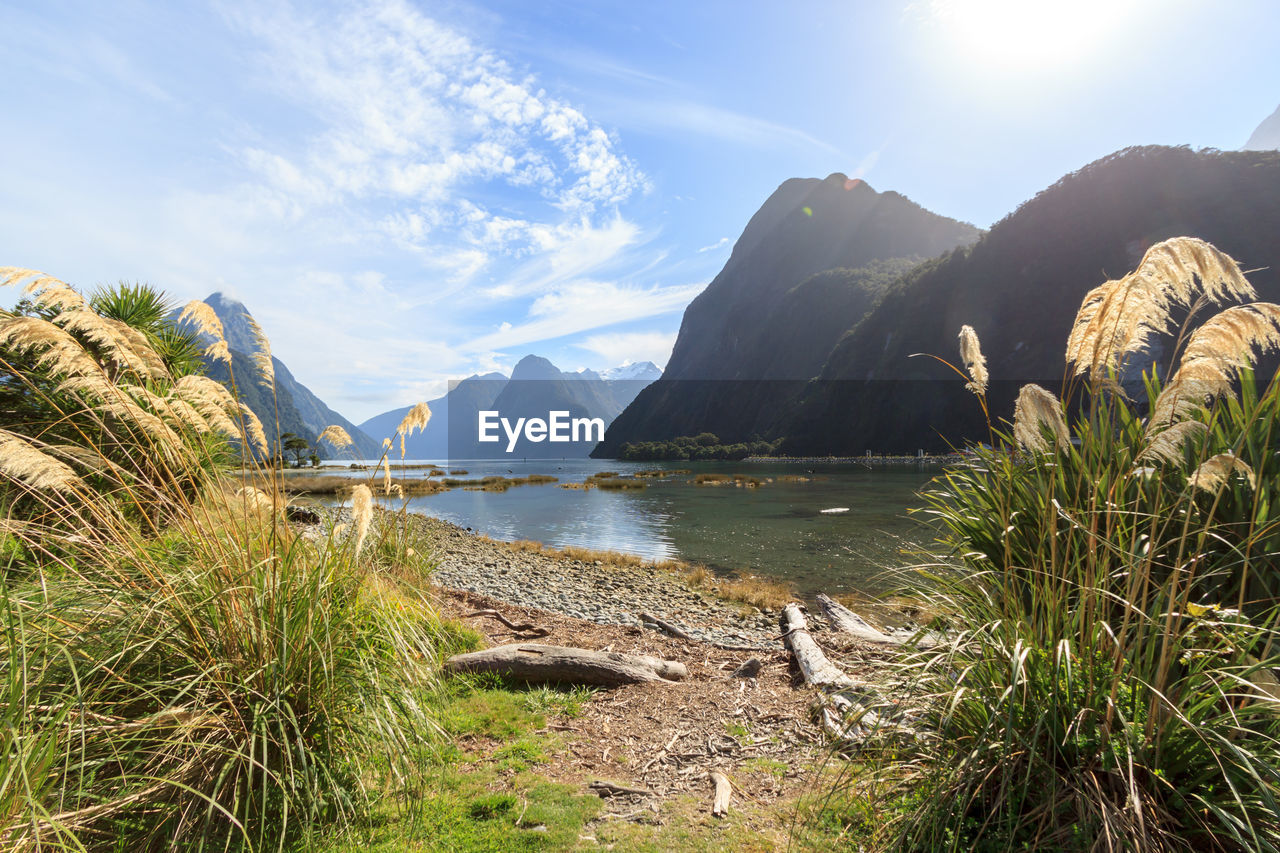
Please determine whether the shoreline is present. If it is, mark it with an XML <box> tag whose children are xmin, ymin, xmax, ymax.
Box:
<box><xmin>310</xmin><ymin>508</ymin><xmax>787</xmax><ymax>650</ymax></box>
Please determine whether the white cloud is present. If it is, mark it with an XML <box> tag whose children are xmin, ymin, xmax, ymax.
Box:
<box><xmin>697</xmin><ymin>237</ymin><xmax>730</xmax><ymax>253</ymax></box>
<box><xmin>463</xmin><ymin>280</ymin><xmax>704</xmax><ymax>353</ymax></box>
<box><xmin>577</xmin><ymin>330</ymin><xmax>678</xmax><ymax>368</ymax></box>
<box><xmin>224</xmin><ymin>0</ymin><xmax>645</xmax><ymax>219</ymax></box>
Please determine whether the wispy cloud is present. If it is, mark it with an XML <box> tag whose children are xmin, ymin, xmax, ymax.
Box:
<box><xmin>697</xmin><ymin>237</ymin><xmax>730</xmax><ymax>253</ymax></box>
<box><xmin>463</xmin><ymin>280</ymin><xmax>704</xmax><ymax>353</ymax></box>
<box><xmin>577</xmin><ymin>330</ymin><xmax>677</xmax><ymax>368</ymax></box>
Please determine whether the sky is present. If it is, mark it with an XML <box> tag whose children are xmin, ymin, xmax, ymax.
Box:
<box><xmin>2</xmin><ymin>0</ymin><xmax>1278</xmax><ymax>423</ymax></box>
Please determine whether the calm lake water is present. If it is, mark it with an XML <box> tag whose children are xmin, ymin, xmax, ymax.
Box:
<box><xmin>295</xmin><ymin>459</ymin><xmax>945</xmax><ymax>597</ymax></box>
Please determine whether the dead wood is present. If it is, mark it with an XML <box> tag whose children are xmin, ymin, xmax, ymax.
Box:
<box><xmin>464</xmin><ymin>608</ymin><xmax>551</xmax><ymax>638</ymax></box>
<box><xmin>590</xmin><ymin>780</ymin><xmax>651</xmax><ymax>798</ymax></box>
<box><xmin>444</xmin><ymin>644</ymin><xmax>687</xmax><ymax>686</ymax></box>
<box><xmin>816</xmin><ymin>594</ymin><xmax>938</xmax><ymax>648</ymax></box>
<box><xmin>639</xmin><ymin>611</ymin><xmax>692</xmax><ymax>640</ymax></box>
<box><xmin>710</xmin><ymin>771</ymin><xmax>732</xmax><ymax>817</ymax></box>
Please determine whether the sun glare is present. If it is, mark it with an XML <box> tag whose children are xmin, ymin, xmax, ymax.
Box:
<box><xmin>936</xmin><ymin>0</ymin><xmax>1130</xmax><ymax>71</ymax></box>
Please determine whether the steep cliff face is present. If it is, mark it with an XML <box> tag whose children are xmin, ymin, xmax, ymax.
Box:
<box><xmin>595</xmin><ymin>174</ymin><xmax>980</xmax><ymax>456</ymax></box>
<box><xmin>782</xmin><ymin>146</ymin><xmax>1280</xmax><ymax>455</ymax></box>
<box><xmin>190</xmin><ymin>293</ymin><xmax>380</xmax><ymax>457</ymax></box>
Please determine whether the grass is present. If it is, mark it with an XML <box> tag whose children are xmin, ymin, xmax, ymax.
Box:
<box><xmin>0</xmin><ymin>274</ymin><xmax>467</xmax><ymax>849</ymax></box>
<box><xmin>813</xmin><ymin>237</ymin><xmax>1280</xmax><ymax>851</ymax></box>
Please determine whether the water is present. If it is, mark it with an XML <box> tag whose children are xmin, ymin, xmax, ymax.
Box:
<box><xmin>296</xmin><ymin>458</ymin><xmax>944</xmax><ymax>596</ymax></box>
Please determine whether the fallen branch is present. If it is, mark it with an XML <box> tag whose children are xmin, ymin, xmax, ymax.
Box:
<box><xmin>445</xmin><ymin>644</ymin><xmax>687</xmax><ymax>686</ymax></box>
<box><xmin>464</xmin><ymin>608</ymin><xmax>551</xmax><ymax>638</ymax></box>
<box><xmin>816</xmin><ymin>594</ymin><xmax>939</xmax><ymax>648</ymax></box>
<box><xmin>710</xmin><ymin>771</ymin><xmax>732</xmax><ymax>817</ymax></box>
<box><xmin>639</xmin><ymin>611</ymin><xmax>693</xmax><ymax>640</ymax></box>
<box><xmin>590</xmin><ymin>780</ymin><xmax>651</xmax><ymax>798</ymax></box>
<box><xmin>781</xmin><ymin>603</ymin><xmax>882</xmax><ymax>742</ymax></box>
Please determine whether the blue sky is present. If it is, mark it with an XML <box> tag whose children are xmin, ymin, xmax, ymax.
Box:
<box><xmin>2</xmin><ymin>0</ymin><xmax>1277</xmax><ymax>422</ymax></box>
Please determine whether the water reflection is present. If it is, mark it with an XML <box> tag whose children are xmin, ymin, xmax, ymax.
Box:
<box><xmin>303</xmin><ymin>458</ymin><xmax>941</xmax><ymax>595</ymax></box>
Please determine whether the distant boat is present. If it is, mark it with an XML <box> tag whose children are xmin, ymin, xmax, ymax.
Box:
<box><xmin>820</xmin><ymin>507</ymin><xmax>850</xmax><ymax>514</ymax></box>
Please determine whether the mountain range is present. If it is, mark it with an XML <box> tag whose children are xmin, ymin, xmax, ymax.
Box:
<box><xmin>359</xmin><ymin>356</ymin><xmax>660</xmax><ymax>459</ymax></box>
<box><xmin>597</xmin><ymin>144</ymin><xmax>1280</xmax><ymax>457</ymax></box>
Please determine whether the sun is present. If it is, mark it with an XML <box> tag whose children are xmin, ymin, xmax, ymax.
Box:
<box><xmin>933</xmin><ymin>0</ymin><xmax>1131</xmax><ymax>71</ymax></box>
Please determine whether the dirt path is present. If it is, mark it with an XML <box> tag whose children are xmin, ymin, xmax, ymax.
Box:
<box><xmin>435</xmin><ymin>587</ymin><xmax>893</xmax><ymax>849</ymax></box>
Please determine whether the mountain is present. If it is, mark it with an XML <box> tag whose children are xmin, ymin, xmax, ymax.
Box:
<box><xmin>185</xmin><ymin>293</ymin><xmax>381</xmax><ymax>457</ymax></box>
<box><xmin>594</xmin><ymin>173</ymin><xmax>980</xmax><ymax>455</ymax></box>
<box><xmin>780</xmin><ymin>145</ymin><xmax>1280</xmax><ymax>455</ymax></box>
<box><xmin>1244</xmin><ymin>103</ymin><xmax>1280</xmax><ymax>150</ymax></box>
<box><xmin>598</xmin><ymin>361</ymin><xmax>662</xmax><ymax>382</ymax></box>
<box><xmin>360</xmin><ymin>372</ymin><xmax>507</xmax><ymax>459</ymax></box>
<box><xmin>360</xmin><ymin>357</ymin><xmax>660</xmax><ymax>460</ymax></box>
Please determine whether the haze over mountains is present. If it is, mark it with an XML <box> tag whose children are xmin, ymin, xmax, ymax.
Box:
<box><xmin>1244</xmin><ymin>102</ymin><xmax>1280</xmax><ymax>151</ymax></box>
<box><xmin>598</xmin><ymin>144</ymin><xmax>1280</xmax><ymax>457</ymax></box>
<box><xmin>359</xmin><ymin>356</ymin><xmax>659</xmax><ymax>459</ymax></box>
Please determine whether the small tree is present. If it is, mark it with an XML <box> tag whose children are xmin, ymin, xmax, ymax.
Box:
<box><xmin>280</xmin><ymin>433</ymin><xmax>311</xmax><ymax>467</ymax></box>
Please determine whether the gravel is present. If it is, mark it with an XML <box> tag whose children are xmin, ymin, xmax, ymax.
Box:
<box><xmin>304</xmin><ymin>507</ymin><xmax>784</xmax><ymax>650</ymax></box>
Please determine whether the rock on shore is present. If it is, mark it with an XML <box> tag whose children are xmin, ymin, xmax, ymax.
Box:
<box><xmin>311</xmin><ymin>508</ymin><xmax>784</xmax><ymax>650</ymax></box>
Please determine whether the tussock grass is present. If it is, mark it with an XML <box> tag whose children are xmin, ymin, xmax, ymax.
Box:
<box><xmin>829</xmin><ymin>237</ymin><xmax>1280</xmax><ymax>852</ymax></box>
<box><xmin>0</xmin><ymin>271</ymin><xmax>456</xmax><ymax>849</ymax></box>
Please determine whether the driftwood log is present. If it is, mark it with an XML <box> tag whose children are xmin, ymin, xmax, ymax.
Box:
<box><xmin>816</xmin><ymin>594</ymin><xmax>939</xmax><ymax>648</ymax></box>
<box><xmin>444</xmin><ymin>644</ymin><xmax>687</xmax><ymax>686</ymax></box>
<box><xmin>710</xmin><ymin>771</ymin><xmax>732</xmax><ymax>817</ymax></box>
<box><xmin>781</xmin><ymin>603</ymin><xmax>880</xmax><ymax>741</ymax></box>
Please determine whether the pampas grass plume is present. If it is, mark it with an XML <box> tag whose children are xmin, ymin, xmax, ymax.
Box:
<box><xmin>1189</xmin><ymin>453</ymin><xmax>1257</xmax><ymax>492</ymax></box>
<box><xmin>319</xmin><ymin>425</ymin><xmax>354</xmax><ymax>450</ymax></box>
<box><xmin>1012</xmin><ymin>384</ymin><xmax>1069</xmax><ymax>453</ymax></box>
<box><xmin>178</xmin><ymin>300</ymin><xmax>225</xmax><ymax>341</ymax></box>
<box><xmin>395</xmin><ymin>402</ymin><xmax>432</xmax><ymax>457</ymax></box>
<box><xmin>351</xmin><ymin>484</ymin><xmax>372</xmax><ymax>554</ymax></box>
<box><xmin>0</xmin><ymin>431</ymin><xmax>84</xmax><ymax>493</ymax></box>
<box><xmin>957</xmin><ymin>325</ymin><xmax>988</xmax><ymax>395</ymax></box>
<box><xmin>245</xmin><ymin>313</ymin><xmax>274</xmax><ymax>386</ymax></box>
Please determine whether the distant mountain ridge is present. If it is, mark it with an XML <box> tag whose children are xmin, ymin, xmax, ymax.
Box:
<box><xmin>596</xmin><ymin>146</ymin><xmax>1280</xmax><ymax>458</ymax></box>
<box><xmin>1244</xmin><ymin>103</ymin><xmax>1280</xmax><ymax>150</ymax></box>
<box><xmin>360</xmin><ymin>356</ymin><xmax>661</xmax><ymax>460</ymax></box>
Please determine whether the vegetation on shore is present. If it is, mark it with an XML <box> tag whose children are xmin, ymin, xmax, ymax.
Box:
<box><xmin>821</xmin><ymin>238</ymin><xmax>1280</xmax><ymax>851</ymax></box>
<box><xmin>618</xmin><ymin>433</ymin><xmax>782</xmax><ymax>461</ymax></box>
<box><xmin>0</xmin><ymin>270</ymin><xmax>465</xmax><ymax>849</ymax></box>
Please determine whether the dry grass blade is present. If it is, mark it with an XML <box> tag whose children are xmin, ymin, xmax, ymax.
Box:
<box><xmin>0</xmin><ymin>430</ymin><xmax>85</xmax><ymax>492</ymax></box>
<box><xmin>1188</xmin><ymin>453</ymin><xmax>1257</xmax><ymax>492</ymax></box>
<box><xmin>1012</xmin><ymin>383</ymin><xmax>1068</xmax><ymax>452</ymax></box>
<box><xmin>352</xmin><ymin>484</ymin><xmax>373</xmax><ymax>554</ymax></box>
<box><xmin>319</xmin><ymin>425</ymin><xmax>354</xmax><ymax>450</ymax></box>
<box><xmin>245</xmin><ymin>312</ymin><xmax>274</xmax><ymax>386</ymax></box>
<box><xmin>957</xmin><ymin>325</ymin><xmax>987</xmax><ymax>395</ymax></box>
